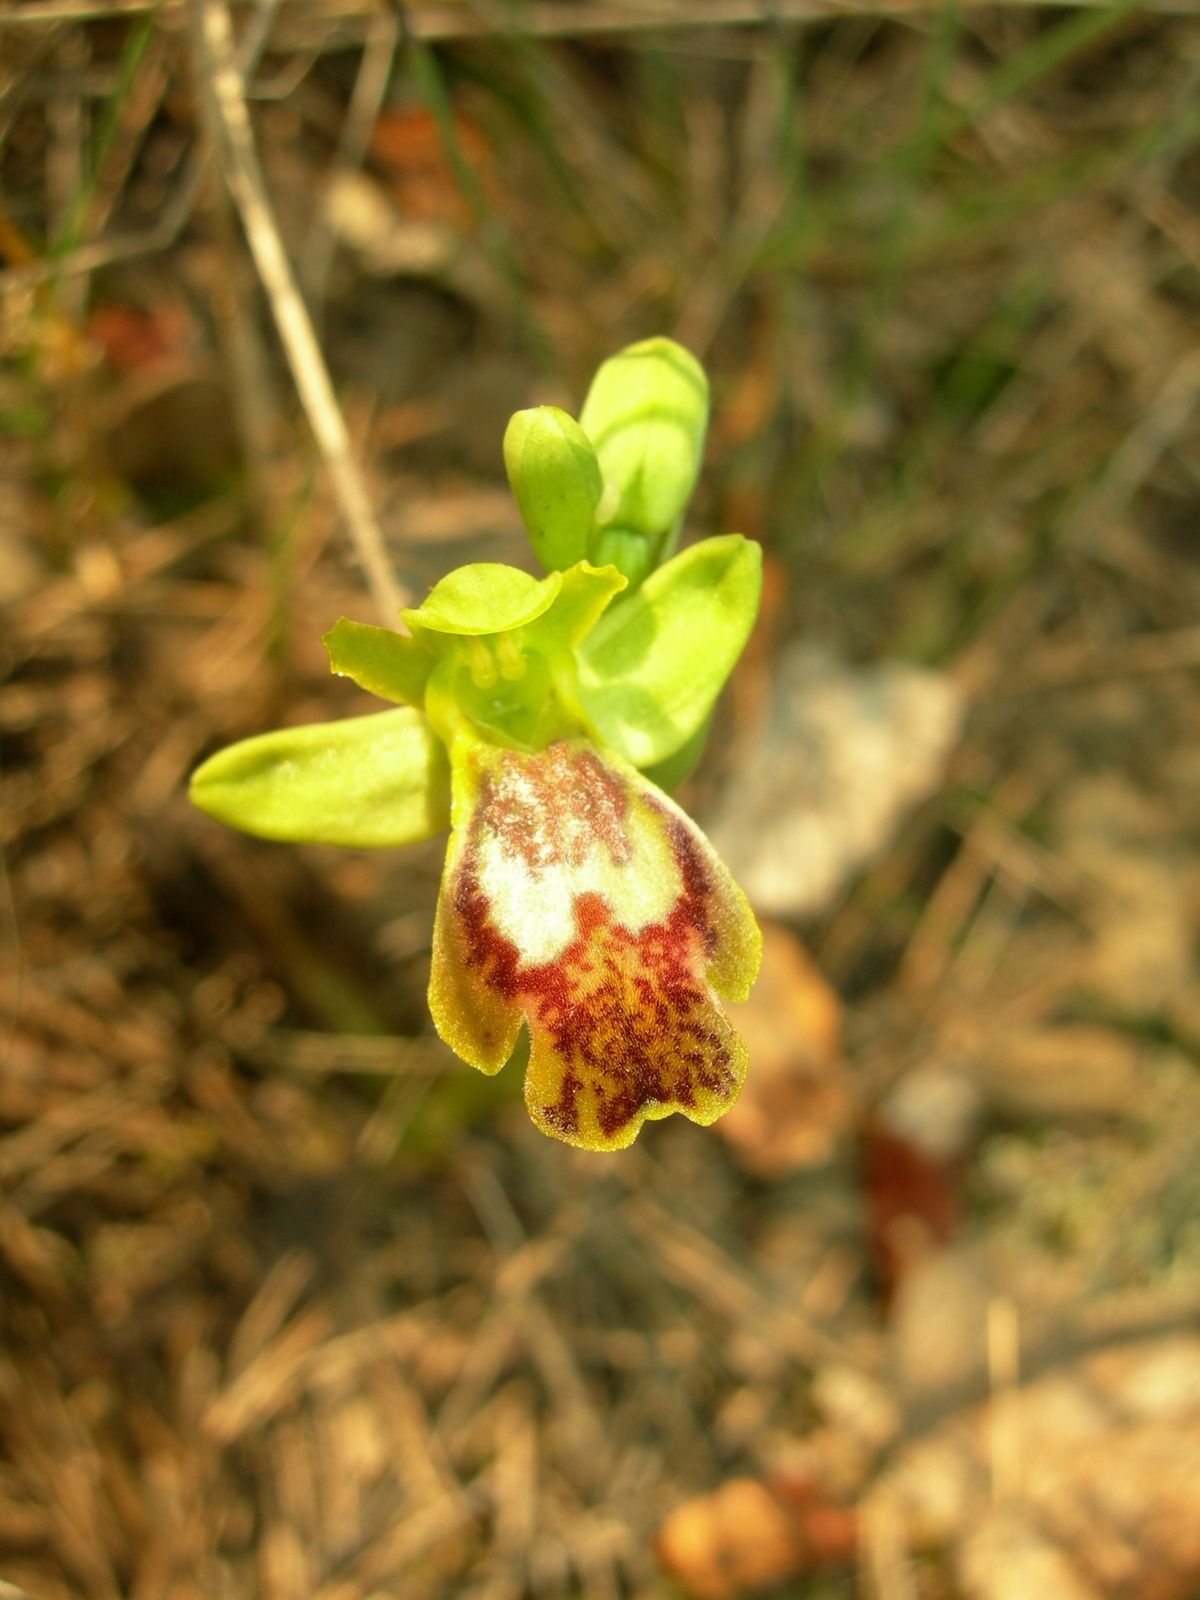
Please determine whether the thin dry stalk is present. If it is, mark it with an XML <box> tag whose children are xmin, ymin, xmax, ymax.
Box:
<box><xmin>186</xmin><ymin>0</ymin><xmax>404</xmax><ymax>624</ymax></box>
<box><xmin>8</xmin><ymin>0</ymin><xmax>1200</xmax><ymax>32</ymax></box>
<box><xmin>299</xmin><ymin>6</ymin><xmax>398</xmax><ymax>312</ymax></box>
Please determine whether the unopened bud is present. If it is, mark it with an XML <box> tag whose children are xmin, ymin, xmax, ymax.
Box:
<box><xmin>579</xmin><ymin>337</ymin><xmax>709</xmax><ymax>561</ymax></box>
<box><xmin>503</xmin><ymin>406</ymin><xmax>603</xmax><ymax>573</ymax></box>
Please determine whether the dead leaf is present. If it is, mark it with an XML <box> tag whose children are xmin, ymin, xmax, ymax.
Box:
<box><xmin>369</xmin><ymin>105</ymin><xmax>491</xmax><ymax>228</ymax></box>
<box><xmin>980</xmin><ymin>1025</ymin><xmax>1153</xmax><ymax>1122</ymax></box>
<box><xmin>719</xmin><ymin>922</ymin><xmax>853</xmax><ymax>1177</ymax></box>
<box><xmin>866</xmin><ymin>1332</ymin><xmax>1200</xmax><ymax>1600</ymax></box>
<box><xmin>88</xmin><ymin>303</ymin><xmax>189</xmax><ymax>374</ymax></box>
<box><xmin>656</xmin><ymin>1472</ymin><xmax>856</xmax><ymax>1600</ymax></box>
<box><xmin>1049</xmin><ymin>773</ymin><xmax>1197</xmax><ymax>1027</ymax></box>
<box><xmin>887</xmin><ymin>1244</ymin><xmax>1000</xmax><ymax>1401</ymax></box>
<box><xmin>864</xmin><ymin>1068</ymin><xmax>981</xmax><ymax>1301</ymax></box>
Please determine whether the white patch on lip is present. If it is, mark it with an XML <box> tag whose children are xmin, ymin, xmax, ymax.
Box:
<box><xmin>476</xmin><ymin>798</ymin><xmax>680</xmax><ymax>968</ymax></box>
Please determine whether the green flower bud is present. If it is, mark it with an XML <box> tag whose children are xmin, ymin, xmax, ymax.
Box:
<box><xmin>503</xmin><ymin>405</ymin><xmax>603</xmax><ymax>573</ymax></box>
<box><xmin>579</xmin><ymin>337</ymin><xmax>709</xmax><ymax>564</ymax></box>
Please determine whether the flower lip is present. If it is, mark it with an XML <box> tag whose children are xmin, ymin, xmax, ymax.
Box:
<box><xmin>402</xmin><ymin>564</ymin><xmax>563</xmax><ymax>638</ymax></box>
<box><xmin>429</xmin><ymin>737</ymin><xmax>761</xmax><ymax>1151</ymax></box>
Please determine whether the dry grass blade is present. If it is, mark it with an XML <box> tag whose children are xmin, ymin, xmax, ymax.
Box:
<box><xmin>7</xmin><ymin>0</ymin><xmax>1199</xmax><ymax>30</ymax></box>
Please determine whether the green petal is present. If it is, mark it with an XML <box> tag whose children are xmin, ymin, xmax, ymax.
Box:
<box><xmin>323</xmin><ymin>618</ymin><xmax>433</xmax><ymax>705</ymax></box>
<box><xmin>579</xmin><ymin>336</ymin><xmax>709</xmax><ymax>553</ymax></box>
<box><xmin>576</xmin><ymin>534</ymin><xmax>761</xmax><ymax>768</ymax></box>
<box><xmin>504</xmin><ymin>406</ymin><xmax>603</xmax><ymax>573</ymax></box>
<box><xmin>402</xmin><ymin>563</ymin><xmax>561</xmax><ymax>639</ymax></box>
<box><xmin>525</xmin><ymin>559</ymin><xmax>626</xmax><ymax>652</ymax></box>
<box><xmin>189</xmin><ymin>707</ymin><xmax>450</xmax><ymax>848</ymax></box>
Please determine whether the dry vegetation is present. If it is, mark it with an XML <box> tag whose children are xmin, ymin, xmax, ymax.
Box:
<box><xmin>2</xmin><ymin>3</ymin><xmax>1200</xmax><ymax>1598</ymax></box>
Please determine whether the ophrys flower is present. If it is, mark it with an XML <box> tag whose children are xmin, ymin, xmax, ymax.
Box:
<box><xmin>190</xmin><ymin>339</ymin><xmax>763</xmax><ymax>1150</ymax></box>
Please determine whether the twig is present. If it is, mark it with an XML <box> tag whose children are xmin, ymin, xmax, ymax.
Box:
<box><xmin>46</xmin><ymin>28</ymin><xmax>87</xmax><ymax>319</ymax></box>
<box><xmin>1002</xmin><ymin>624</ymin><xmax>1200</xmax><ymax>692</ymax></box>
<box><xmin>1057</xmin><ymin>346</ymin><xmax>1200</xmax><ymax>551</ymax></box>
<box><xmin>187</xmin><ymin>0</ymin><xmax>403</xmax><ymax>624</ymax></box>
<box><xmin>235</xmin><ymin>0</ymin><xmax>285</xmax><ymax>74</ymax></box>
<box><xmin>0</xmin><ymin>3</ymin><xmax>277</xmax><ymax>294</ymax></box>
<box><xmin>7</xmin><ymin>0</ymin><xmax>1199</xmax><ymax>32</ymax></box>
<box><xmin>300</xmin><ymin>6</ymin><xmax>397</xmax><ymax>313</ymax></box>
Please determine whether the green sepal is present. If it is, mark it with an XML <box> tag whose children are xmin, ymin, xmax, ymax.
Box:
<box><xmin>402</xmin><ymin>564</ymin><xmax>562</xmax><ymax>639</ymax></box>
<box><xmin>580</xmin><ymin>336</ymin><xmax>709</xmax><ymax>555</ymax></box>
<box><xmin>642</xmin><ymin>711</ymin><xmax>712</xmax><ymax>792</ymax></box>
<box><xmin>188</xmin><ymin>707</ymin><xmax>450</xmax><ymax>848</ymax></box>
<box><xmin>576</xmin><ymin>534</ymin><xmax>761</xmax><ymax>768</ymax></box>
<box><xmin>504</xmin><ymin>406</ymin><xmax>603</xmax><ymax>573</ymax></box>
<box><xmin>323</xmin><ymin>618</ymin><xmax>434</xmax><ymax>705</ymax></box>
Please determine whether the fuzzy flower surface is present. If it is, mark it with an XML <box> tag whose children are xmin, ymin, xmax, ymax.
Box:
<box><xmin>190</xmin><ymin>339</ymin><xmax>763</xmax><ymax>1151</ymax></box>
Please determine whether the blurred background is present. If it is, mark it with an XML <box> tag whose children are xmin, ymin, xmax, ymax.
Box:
<box><xmin>3</xmin><ymin>2</ymin><xmax>1200</xmax><ymax>1597</ymax></box>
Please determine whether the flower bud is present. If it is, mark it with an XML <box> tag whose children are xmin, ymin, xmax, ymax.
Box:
<box><xmin>503</xmin><ymin>405</ymin><xmax>603</xmax><ymax>573</ymax></box>
<box><xmin>579</xmin><ymin>337</ymin><xmax>709</xmax><ymax>563</ymax></box>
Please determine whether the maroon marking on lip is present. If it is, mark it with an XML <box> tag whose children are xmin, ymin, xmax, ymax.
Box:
<box><xmin>484</xmin><ymin>743</ymin><xmax>631</xmax><ymax>875</ymax></box>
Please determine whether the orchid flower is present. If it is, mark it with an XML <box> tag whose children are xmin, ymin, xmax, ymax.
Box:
<box><xmin>190</xmin><ymin>339</ymin><xmax>763</xmax><ymax>1150</ymax></box>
